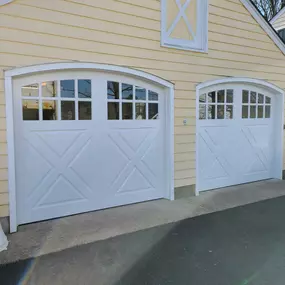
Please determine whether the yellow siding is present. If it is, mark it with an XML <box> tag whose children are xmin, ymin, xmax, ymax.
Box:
<box><xmin>272</xmin><ymin>11</ymin><xmax>285</xmax><ymax>31</ymax></box>
<box><xmin>0</xmin><ymin>0</ymin><xmax>285</xmax><ymax>216</ymax></box>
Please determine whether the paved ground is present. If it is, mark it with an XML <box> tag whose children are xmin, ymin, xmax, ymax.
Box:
<box><xmin>2</xmin><ymin>179</ymin><xmax>285</xmax><ymax>264</ymax></box>
<box><xmin>2</xmin><ymin>196</ymin><xmax>285</xmax><ymax>285</ymax></box>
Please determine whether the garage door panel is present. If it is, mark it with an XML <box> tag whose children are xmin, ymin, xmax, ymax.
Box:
<box><xmin>198</xmin><ymin>84</ymin><xmax>277</xmax><ymax>192</ymax></box>
<box><xmin>14</xmin><ymin>73</ymin><xmax>167</xmax><ymax>225</ymax></box>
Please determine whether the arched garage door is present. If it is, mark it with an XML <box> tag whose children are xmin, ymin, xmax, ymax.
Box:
<box><xmin>197</xmin><ymin>80</ymin><xmax>283</xmax><ymax>192</ymax></box>
<box><xmin>13</xmin><ymin>70</ymin><xmax>170</xmax><ymax>225</ymax></box>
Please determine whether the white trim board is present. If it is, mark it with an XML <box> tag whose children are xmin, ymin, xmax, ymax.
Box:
<box><xmin>0</xmin><ymin>0</ymin><xmax>13</xmax><ymax>6</ymax></box>
<box><xmin>195</xmin><ymin>77</ymin><xmax>285</xmax><ymax>195</ymax></box>
<box><xmin>5</xmin><ymin>62</ymin><xmax>175</xmax><ymax>232</ymax></box>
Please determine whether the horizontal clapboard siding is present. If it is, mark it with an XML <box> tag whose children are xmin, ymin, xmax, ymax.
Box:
<box><xmin>0</xmin><ymin>0</ymin><xmax>285</xmax><ymax>215</ymax></box>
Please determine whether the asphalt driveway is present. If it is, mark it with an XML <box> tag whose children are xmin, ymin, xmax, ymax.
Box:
<box><xmin>1</xmin><ymin>196</ymin><xmax>285</xmax><ymax>285</ymax></box>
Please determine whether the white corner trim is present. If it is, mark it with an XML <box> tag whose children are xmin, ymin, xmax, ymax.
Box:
<box><xmin>4</xmin><ymin>62</ymin><xmax>175</xmax><ymax>232</ymax></box>
<box><xmin>0</xmin><ymin>0</ymin><xmax>13</xmax><ymax>6</ymax></box>
<box><xmin>270</xmin><ymin>6</ymin><xmax>285</xmax><ymax>25</ymax></box>
<box><xmin>240</xmin><ymin>0</ymin><xmax>285</xmax><ymax>55</ymax></box>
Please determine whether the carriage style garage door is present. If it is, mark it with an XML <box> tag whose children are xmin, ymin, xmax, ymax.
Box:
<box><xmin>197</xmin><ymin>82</ymin><xmax>283</xmax><ymax>192</ymax></box>
<box><xmin>13</xmin><ymin>70</ymin><xmax>168</xmax><ymax>225</ymax></box>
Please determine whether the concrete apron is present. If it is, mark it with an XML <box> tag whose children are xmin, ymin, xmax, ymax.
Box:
<box><xmin>1</xmin><ymin>179</ymin><xmax>285</xmax><ymax>264</ymax></box>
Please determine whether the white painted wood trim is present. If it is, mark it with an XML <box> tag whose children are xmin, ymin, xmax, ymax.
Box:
<box><xmin>270</xmin><ymin>6</ymin><xmax>285</xmax><ymax>25</ymax></box>
<box><xmin>240</xmin><ymin>0</ymin><xmax>285</xmax><ymax>55</ymax></box>
<box><xmin>0</xmin><ymin>0</ymin><xmax>13</xmax><ymax>6</ymax></box>
<box><xmin>195</xmin><ymin>77</ymin><xmax>285</xmax><ymax>194</ymax></box>
<box><xmin>4</xmin><ymin>62</ymin><xmax>175</xmax><ymax>232</ymax></box>
<box><xmin>161</xmin><ymin>0</ymin><xmax>209</xmax><ymax>53</ymax></box>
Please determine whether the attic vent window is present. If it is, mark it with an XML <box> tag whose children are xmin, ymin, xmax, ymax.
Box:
<box><xmin>161</xmin><ymin>0</ymin><xmax>208</xmax><ymax>52</ymax></box>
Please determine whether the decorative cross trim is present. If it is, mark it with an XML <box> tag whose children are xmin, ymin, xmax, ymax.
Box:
<box><xmin>161</xmin><ymin>0</ymin><xmax>208</xmax><ymax>52</ymax></box>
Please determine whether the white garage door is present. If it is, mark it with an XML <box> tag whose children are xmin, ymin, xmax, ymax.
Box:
<box><xmin>14</xmin><ymin>71</ymin><xmax>167</xmax><ymax>224</ymax></box>
<box><xmin>197</xmin><ymin>83</ymin><xmax>282</xmax><ymax>192</ymax></box>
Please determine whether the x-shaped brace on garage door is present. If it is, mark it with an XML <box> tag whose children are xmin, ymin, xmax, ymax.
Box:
<box><xmin>167</xmin><ymin>0</ymin><xmax>195</xmax><ymax>39</ymax></box>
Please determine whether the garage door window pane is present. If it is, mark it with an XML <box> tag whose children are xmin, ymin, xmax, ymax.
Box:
<box><xmin>42</xmin><ymin>81</ymin><xmax>57</xmax><ymax>98</ymax></box>
<box><xmin>266</xmin><ymin>96</ymin><xmax>271</xmax><ymax>104</ymax></box>
<box><xmin>265</xmin><ymin>106</ymin><xmax>271</xmax><ymax>118</ymax></box>
<box><xmin>208</xmin><ymin>92</ymin><xmax>216</xmax><ymax>103</ymax></box>
<box><xmin>149</xmin><ymin>103</ymin><xmax>158</xmax><ymax>120</ymax></box>
<box><xmin>226</xmin><ymin>105</ymin><xmax>233</xmax><ymax>119</ymax></box>
<box><xmin>250</xmin><ymin>92</ymin><xmax>257</xmax><ymax>103</ymax></box>
<box><xmin>149</xmin><ymin>90</ymin><xmax>158</xmax><ymax>101</ymax></box>
<box><xmin>22</xmin><ymin>100</ymin><xmax>39</xmax><ymax>120</ymax></box>
<box><xmin>242</xmin><ymin>90</ymin><xmax>249</xmax><ymax>104</ymax></box>
<box><xmin>61</xmin><ymin>80</ymin><xmax>75</xmax><ymax>98</ymax></box>
<box><xmin>79</xmin><ymin>102</ymin><xmax>92</xmax><ymax>120</ymax></box>
<box><xmin>122</xmin><ymin>84</ymin><xmax>133</xmax><ymax>100</ymax></box>
<box><xmin>108</xmin><ymin>81</ymin><xmax>120</xmax><ymax>100</ymax></box>
<box><xmin>122</xmin><ymin>103</ymin><xmax>133</xmax><ymax>120</ymax></box>
<box><xmin>217</xmin><ymin>105</ymin><xmax>224</xmax><ymax>119</ymax></box>
<box><xmin>208</xmin><ymin>105</ymin><xmax>216</xmax><ymax>119</ymax></box>
<box><xmin>22</xmin><ymin>84</ymin><xmax>39</xmax><ymax>97</ymax></box>
<box><xmin>258</xmin><ymin>94</ymin><xmax>264</xmax><ymax>104</ymax></box>
<box><xmin>135</xmin><ymin>87</ymin><xmax>146</xmax><ymax>100</ymax></box>
<box><xmin>136</xmin><ymin>103</ymin><xmax>146</xmax><ymax>120</ymax></box>
<box><xmin>226</xmin><ymin>90</ymin><xmax>234</xmax><ymax>103</ymax></box>
<box><xmin>61</xmin><ymin>101</ymin><xmax>75</xmax><ymax>120</ymax></box>
<box><xmin>78</xmin><ymin>80</ymin><xmax>92</xmax><ymax>99</ymax></box>
<box><xmin>217</xmin><ymin>90</ymin><xmax>225</xmax><ymax>103</ymax></box>
<box><xmin>258</xmin><ymin>106</ymin><xmax>264</xmax><ymax>118</ymax></box>
<box><xmin>199</xmin><ymin>94</ymin><xmax>206</xmax><ymax>103</ymax></box>
<box><xmin>199</xmin><ymin>104</ymin><xmax>206</xmax><ymax>120</ymax></box>
<box><xmin>250</xmin><ymin>106</ymin><xmax>256</xmax><ymax>119</ymax></box>
<box><xmin>242</xmin><ymin>106</ymin><xmax>248</xmax><ymax>119</ymax></box>
<box><xmin>108</xmin><ymin>102</ymin><xmax>119</xmax><ymax>120</ymax></box>
<box><xmin>43</xmin><ymin>100</ymin><xmax>57</xmax><ymax>120</ymax></box>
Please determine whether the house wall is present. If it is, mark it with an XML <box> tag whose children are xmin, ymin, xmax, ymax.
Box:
<box><xmin>1</xmin><ymin>0</ymin><xmax>285</xmax><ymax>217</ymax></box>
<box><xmin>272</xmin><ymin>11</ymin><xmax>285</xmax><ymax>31</ymax></box>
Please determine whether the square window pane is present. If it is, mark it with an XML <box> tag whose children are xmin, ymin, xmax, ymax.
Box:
<box><xmin>135</xmin><ymin>87</ymin><xmax>146</xmax><ymax>100</ymax></box>
<box><xmin>199</xmin><ymin>104</ymin><xmax>206</xmax><ymax>120</ymax></box>
<box><xmin>136</xmin><ymin>103</ymin><xmax>146</xmax><ymax>120</ymax></box>
<box><xmin>149</xmin><ymin>90</ymin><xmax>158</xmax><ymax>101</ymax></box>
<box><xmin>149</xmin><ymin>103</ymin><xmax>159</xmax><ymax>120</ymax></box>
<box><xmin>242</xmin><ymin>90</ymin><xmax>249</xmax><ymax>104</ymax></box>
<box><xmin>266</xmin><ymin>96</ymin><xmax>271</xmax><ymax>104</ymax></box>
<box><xmin>122</xmin><ymin>103</ymin><xmax>133</xmax><ymax>120</ymax></box>
<box><xmin>250</xmin><ymin>105</ymin><xmax>256</xmax><ymax>119</ymax></box>
<box><xmin>107</xmin><ymin>81</ymin><xmax>119</xmax><ymax>100</ymax></box>
<box><xmin>122</xmin><ymin>83</ymin><xmax>133</xmax><ymax>100</ymax></box>
<box><xmin>217</xmin><ymin>90</ymin><xmax>225</xmax><ymax>103</ymax></box>
<box><xmin>250</xmin><ymin>91</ymin><xmax>257</xmax><ymax>103</ymax></box>
<box><xmin>242</xmin><ymin>105</ymin><xmax>248</xmax><ymax>119</ymax></box>
<box><xmin>108</xmin><ymin>102</ymin><xmax>119</xmax><ymax>120</ymax></box>
<box><xmin>199</xmin><ymin>94</ymin><xmax>206</xmax><ymax>103</ymax></box>
<box><xmin>226</xmin><ymin>105</ymin><xmax>233</xmax><ymax>119</ymax></box>
<box><xmin>208</xmin><ymin>91</ymin><xmax>216</xmax><ymax>103</ymax></box>
<box><xmin>217</xmin><ymin>105</ymin><xmax>224</xmax><ymax>119</ymax></box>
<box><xmin>78</xmin><ymin>80</ymin><xmax>91</xmax><ymax>99</ymax></box>
<box><xmin>61</xmin><ymin>101</ymin><xmax>75</xmax><ymax>120</ymax></box>
<box><xmin>226</xmin><ymin>90</ymin><xmax>234</xmax><ymax>103</ymax></box>
<box><xmin>258</xmin><ymin>106</ymin><xmax>264</xmax><ymax>118</ymax></box>
<box><xmin>258</xmin><ymin>94</ymin><xmax>264</xmax><ymax>104</ymax></box>
<box><xmin>43</xmin><ymin>100</ymin><xmax>57</xmax><ymax>120</ymax></box>
<box><xmin>22</xmin><ymin>84</ymin><xmax>39</xmax><ymax>97</ymax></box>
<box><xmin>265</xmin><ymin>105</ymin><xmax>271</xmax><ymax>118</ymax></box>
<box><xmin>42</xmin><ymin>81</ymin><xmax>57</xmax><ymax>98</ymax></box>
<box><xmin>208</xmin><ymin>105</ymin><xmax>216</xmax><ymax>119</ymax></box>
<box><xmin>61</xmin><ymin>80</ymin><xmax>75</xmax><ymax>98</ymax></box>
<box><xmin>79</xmin><ymin>102</ymin><xmax>92</xmax><ymax>120</ymax></box>
<box><xmin>22</xmin><ymin>100</ymin><xmax>39</xmax><ymax>120</ymax></box>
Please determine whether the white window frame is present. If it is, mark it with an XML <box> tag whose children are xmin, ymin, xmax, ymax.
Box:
<box><xmin>161</xmin><ymin>0</ymin><xmax>209</xmax><ymax>52</ymax></box>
